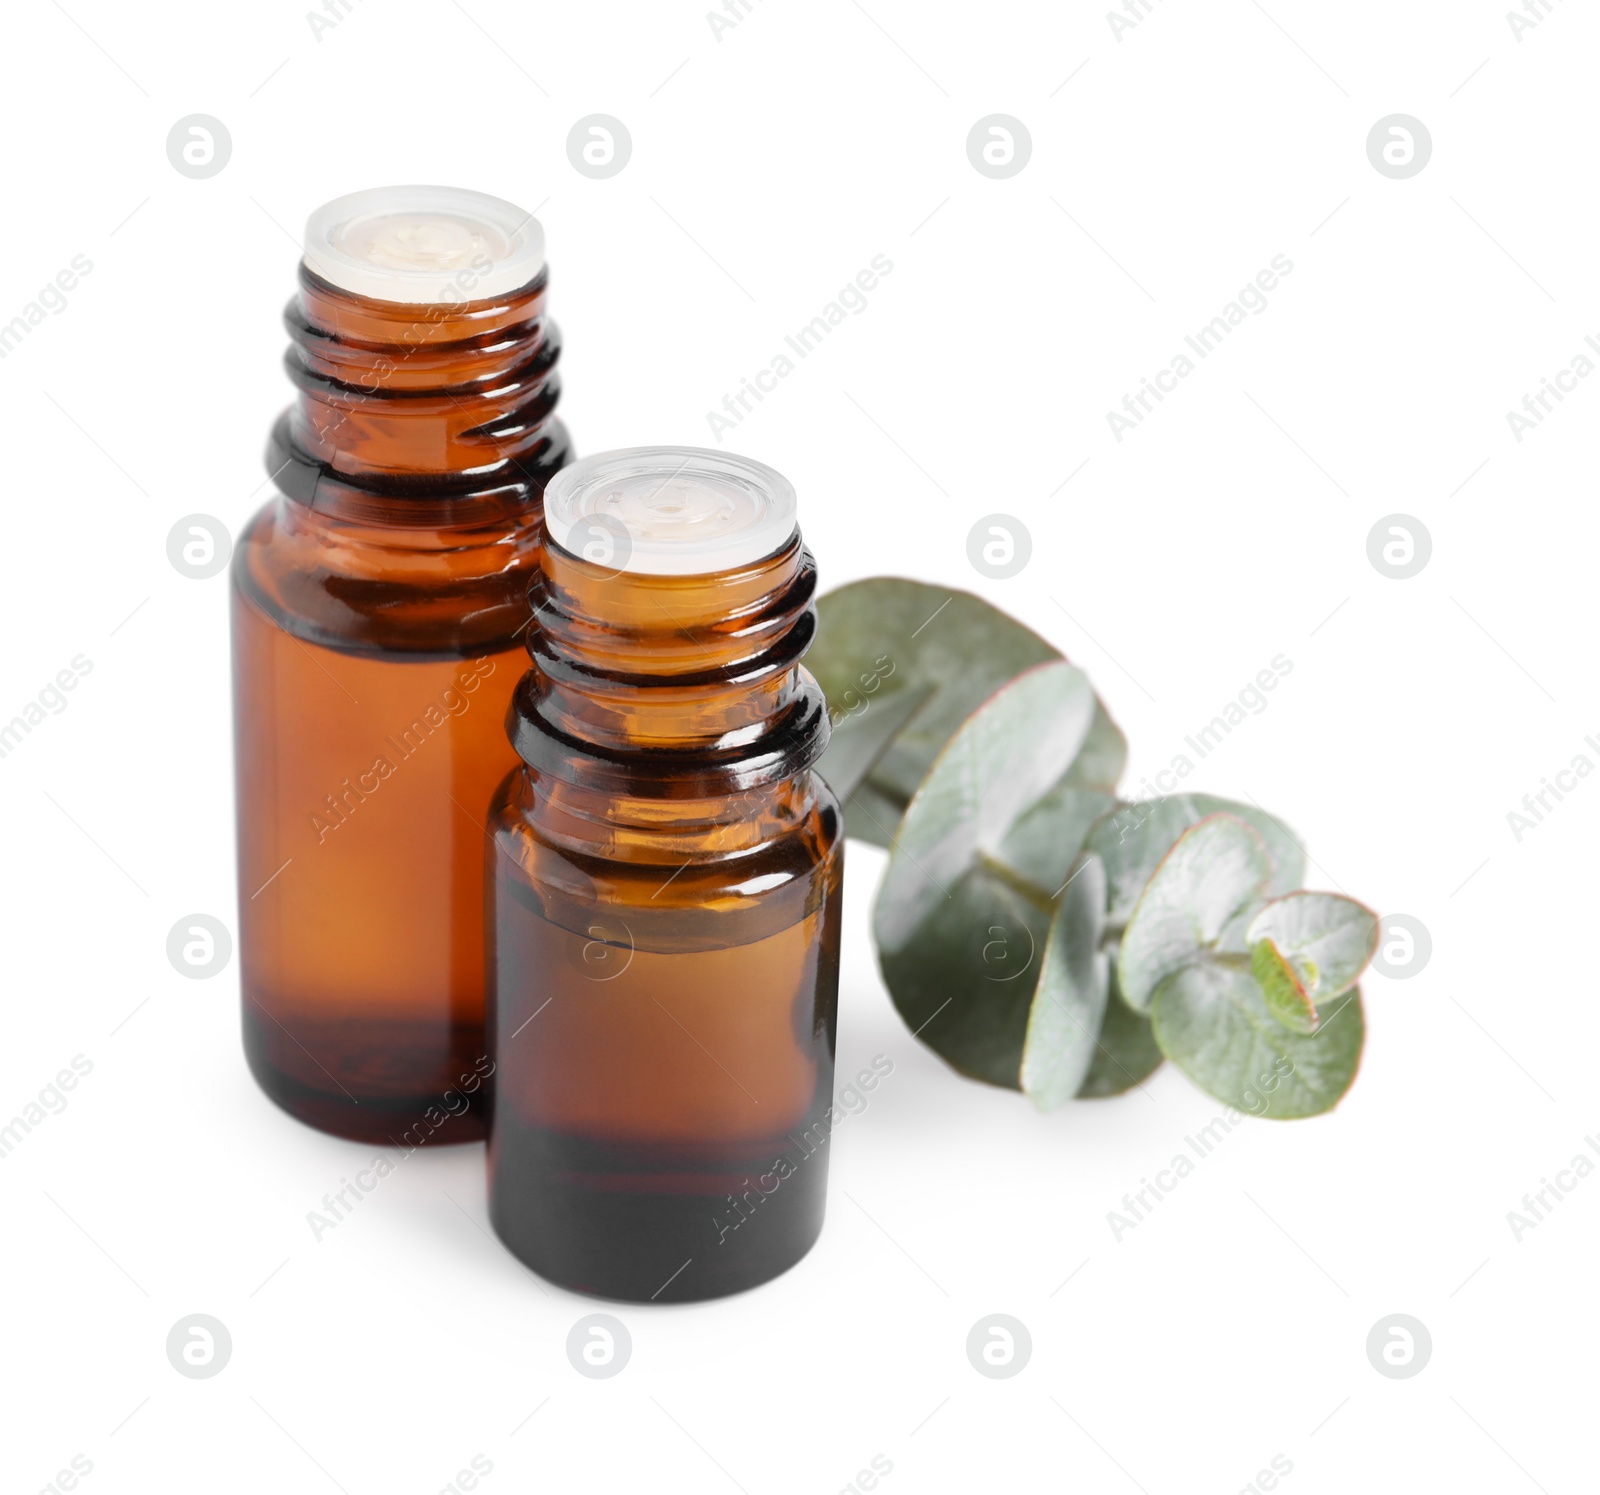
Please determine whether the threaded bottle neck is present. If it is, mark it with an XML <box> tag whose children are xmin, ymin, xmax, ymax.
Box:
<box><xmin>269</xmin><ymin>265</ymin><xmax>569</xmax><ymax>527</ymax></box>
<box><xmin>508</xmin><ymin>533</ymin><xmax>830</xmax><ymax>798</ymax></box>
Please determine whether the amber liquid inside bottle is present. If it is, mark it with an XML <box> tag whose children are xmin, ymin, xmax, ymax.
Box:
<box><xmin>233</xmin><ymin>260</ymin><xmax>569</xmax><ymax>1143</ymax></box>
<box><xmin>487</xmin><ymin>516</ymin><xmax>843</xmax><ymax>1302</ymax></box>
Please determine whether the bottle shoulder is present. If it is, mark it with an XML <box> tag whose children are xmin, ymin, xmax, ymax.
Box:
<box><xmin>490</xmin><ymin>764</ymin><xmax>842</xmax><ymax>938</ymax></box>
<box><xmin>233</xmin><ymin>495</ymin><xmax>540</xmax><ymax>657</ymax></box>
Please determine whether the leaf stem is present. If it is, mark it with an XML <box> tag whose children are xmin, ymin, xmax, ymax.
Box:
<box><xmin>975</xmin><ymin>852</ymin><xmax>1058</xmax><ymax>916</ymax></box>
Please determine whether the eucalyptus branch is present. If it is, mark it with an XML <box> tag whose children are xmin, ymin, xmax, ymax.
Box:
<box><xmin>811</xmin><ymin>578</ymin><xmax>1378</xmax><ymax>1120</ymax></box>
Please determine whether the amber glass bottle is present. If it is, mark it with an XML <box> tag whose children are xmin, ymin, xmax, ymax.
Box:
<box><xmin>486</xmin><ymin>448</ymin><xmax>844</xmax><ymax>1302</ymax></box>
<box><xmin>233</xmin><ymin>187</ymin><xmax>570</xmax><ymax>1144</ymax></box>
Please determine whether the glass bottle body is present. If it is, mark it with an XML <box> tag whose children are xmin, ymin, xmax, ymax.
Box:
<box><xmin>234</xmin><ymin>262</ymin><xmax>568</xmax><ymax>1142</ymax></box>
<box><xmin>486</xmin><ymin>524</ymin><xmax>843</xmax><ymax>1301</ymax></box>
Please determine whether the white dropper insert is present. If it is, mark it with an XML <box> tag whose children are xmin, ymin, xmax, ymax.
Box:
<box><xmin>544</xmin><ymin>448</ymin><xmax>799</xmax><ymax>577</ymax></box>
<box><xmin>303</xmin><ymin>186</ymin><xmax>545</xmax><ymax>304</ymax></box>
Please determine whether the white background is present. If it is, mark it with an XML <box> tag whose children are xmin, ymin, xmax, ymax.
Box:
<box><xmin>0</xmin><ymin>1</ymin><xmax>1593</xmax><ymax>1491</ymax></box>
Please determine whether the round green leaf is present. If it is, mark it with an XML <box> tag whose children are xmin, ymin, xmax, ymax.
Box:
<box><xmin>1076</xmin><ymin>963</ymin><xmax>1166</xmax><ymax>1097</ymax></box>
<box><xmin>1247</xmin><ymin>893</ymin><xmax>1379</xmax><ymax>1003</ymax></box>
<box><xmin>1020</xmin><ymin>856</ymin><xmax>1109</xmax><ymax>1111</ymax></box>
<box><xmin>1189</xmin><ymin>795</ymin><xmax>1304</xmax><ymax>897</ymax></box>
<box><xmin>874</xmin><ymin>663</ymin><xmax>1097</xmax><ymax>951</ymax></box>
<box><xmin>1087</xmin><ymin>797</ymin><xmax>1216</xmax><ymax>926</ymax></box>
<box><xmin>1118</xmin><ymin>814</ymin><xmax>1272</xmax><ymax>1011</ymax></box>
<box><xmin>876</xmin><ymin>875</ymin><xmax>1052</xmax><ymax>1088</ymax></box>
<box><xmin>816</xmin><ymin>682</ymin><xmax>934</xmax><ymax>804</ymax></box>
<box><xmin>1087</xmin><ymin>794</ymin><xmax>1302</xmax><ymax>928</ymax></box>
<box><xmin>997</xmin><ymin>786</ymin><xmax>1116</xmax><ymax>898</ymax></box>
<box><xmin>1062</xmin><ymin>698</ymin><xmax>1128</xmax><ymax>793</ymax></box>
<box><xmin>811</xmin><ymin>579</ymin><xmax>1124</xmax><ymax>845</ymax></box>
<box><xmin>1251</xmin><ymin>939</ymin><xmax>1317</xmax><ymax>1033</ymax></box>
<box><xmin>837</xmin><ymin>776</ymin><xmax>915</xmax><ymax>851</ymax></box>
<box><xmin>1151</xmin><ymin>963</ymin><xmax>1365</xmax><ymax>1119</ymax></box>
<box><xmin>872</xmin><ymin>662</ymin><xmax>1100</xmax><ymax>1088</ymax></box>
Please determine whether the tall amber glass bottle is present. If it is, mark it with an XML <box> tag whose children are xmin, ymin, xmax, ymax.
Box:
<box><xmin>487</xmin><ymin>448</ymin><xmax>844</xmax><ymax>1301</ymax></box>
<box><xmin>233</xmin><ymin>187</ymin><xmax>570</xmax><ymax>1144</ymax></box>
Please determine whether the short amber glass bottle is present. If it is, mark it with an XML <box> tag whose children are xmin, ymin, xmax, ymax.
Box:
<box><xmin>233</xmin><ymin>187</ymin><xmax>570</xmax><ymax>1144</ymax></box>
<box><xmin>486</xmin><ymin>448</ymin><xmax>844</xmax><ymax>1301</ymax></box>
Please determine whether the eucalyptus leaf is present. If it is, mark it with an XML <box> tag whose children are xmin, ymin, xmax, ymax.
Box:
<box><xmin>1251</xmin><ymin>939</ymin><xmax>1317</xmax><ymax>1033</ymax></box>
<box><xmin>872</xmin><ymin>662</ymin><xmax>1100</xmax><ymax>1087</ymax></box>
<box><xmin>836</xmin><ymin>779</ymin><xmax>912</xmax><ymax>849</ymax></box>
<box><xmin>874</xmin><ymin>663</ymin><xmax>1097</xmax><ymax>951</ymax></box>
<box><xmin>1087</xmin><ymin>794</ymin><xmax>1302</xmax><ymax>929</ymax></box>
<box><xmin>1246</xmin><ymin>893</ymin><xmax>1379</xmax><ymax>1005</ymax></box>
<box><xmin>1061</xmin><ymin>698</ymin><xmax>1128</xmax><ymax>793</ymax></box>
<box><xmin>877</xmin><ymin>875</ymin><xmax>1052</xmax><ymax>1087</ymax></box>
<box><xmin>1151</xmin><ymin>963</ymin><xmax>1365</xmax><ymax>1119</ymax></box>
<box><xmin>1020</xmin><ymin>856</ymin><xmax>1109</xmax><ymax>1111</ymax></box>
<box><xmin>1190</xmin><ymin>795</ymin><xmax>1304</xmax><ymax>897</ymax></box>
<box><xmin>1215</xmin><ymin>899</ymin><xmax>1270</xmax><ymax>956</ymax></box>
<box><xmin>812</xmin><ymin>579</ymin><xmax>1110</xmax><ymax>845</ymax></box>
<box><xmin>816</xmin><ymin>682</ymin><xmax>934</xmax><ymax>804</ymax></box>
<box><xmin>1076</xmin><ymin>958</ymin><xmax>1165</xmax><ymax>1098</ymax></box>
<box><xmin>997</xmin><ymin>786</ymin><xmax>1116</xmax><ymax>897</ymax></box>
<box><xmin>1087</xmin><ymin>798</ymin><xmax>1217</xmax><ymax>927</ymax></box>
<box><xmin>1118</xmin><ymin>815</ymin><xmax>1272</xmax><ymax>1011</ymax></box>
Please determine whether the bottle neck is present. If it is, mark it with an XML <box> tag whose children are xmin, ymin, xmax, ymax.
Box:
<box><xmin>269</xmin><ymin>265</ymin><xmax>569</xmax><ymax>528</ymax></box>
<box><xmin>508</xmin><ymin>533</ymin><xmax>830</xmax><ymax>810</ymax></box>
